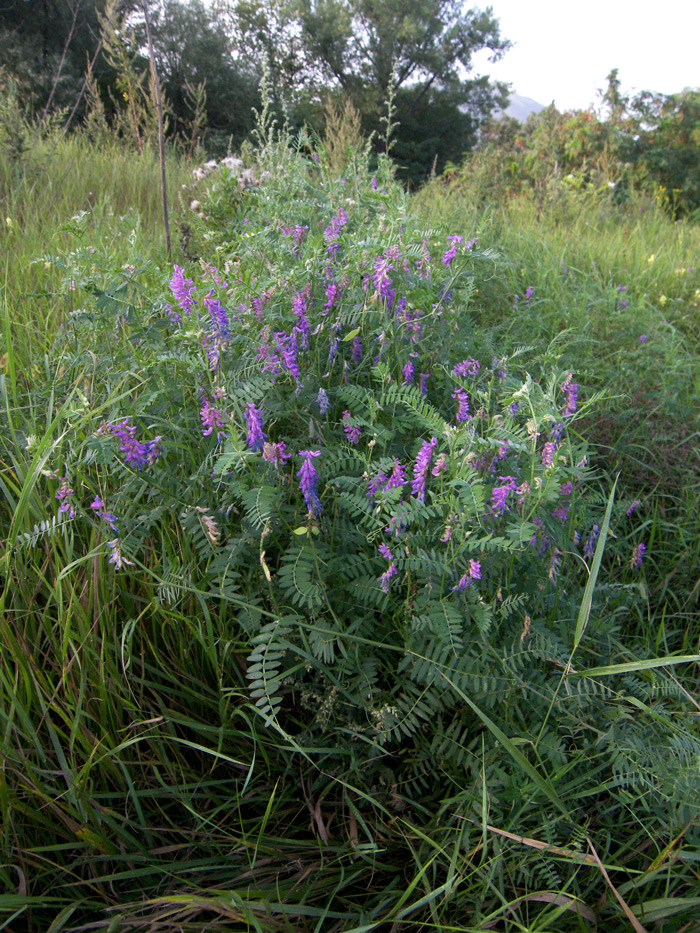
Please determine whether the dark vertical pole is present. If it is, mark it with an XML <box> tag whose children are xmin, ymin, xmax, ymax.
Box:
<box><xmin>141</xmin><ymin>0</ymin><xmax>171</xmax><ymax>256</ymax></box>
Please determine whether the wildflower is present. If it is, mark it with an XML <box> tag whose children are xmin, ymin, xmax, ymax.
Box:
<box><xmin>201</xmin><ymin>397</ymin><xmax>226</xmax><ymax>438</ymax></box>
<box><xmin>626</xmin><ymin>499</ymin><xmax>641</xmax><ymax>516</ymax></box>
<box><xmin>323</xmin><ymin>207</ymin><xmax>347</xmax><ymax>257</ymax></box>
<box><xmin>324</xmin><ymin>280</ymin><xmax>340</xmax><ymax>314</ymax></box>
<box><xmin>385</xmin><ymin>459</ymin><xmax>407</xmax><ymax>490</ymax></box>
<box><xmin>317</xmin><ymin>388</ymin><xmax>331</xmax><ymax>415</ymax></box>
<box><xmin>367</xmin><ymin>472</ymin><xmax>388</xmax><ymax>498</ymax></box>
<box><xmin>402</xmin><ymin>358</ymin><xmax>415</xmax><ymax>383</ymax></box>
<box><xmin>491</xmin><ymin>476</ymin><xmax>518</xmax><ymax>515</ymax></box>
<box><xmin>352</xmin><ymin>336</ymin><xmax>363</xmax><ymax>363</ymax></box>
<box><xmin>524</xmin><ymin>285</ymin><xmax>534</xmax><ymax>301</ymax></box>
<box><xmin>639</xmin><ymin>334</ymin><xmax>648</xmax><ymax>343</ymax></box>
<box><xmin>297</xmin><ymin>450</ymin><xmax>322</xmax><ymax>515</ymax></box>
<box><xmin>203</xmin><ymin>290</ymin><xmax>231</xmax><ymax>369</ymax></box>
<box><xmin>419</xmin><ymin>373</ymin><xmax>430</xmax><ymax>396</ymax></box>
<box><xmin>659</xmin><ymin>294</ymin><xmax>668</xmax><ymax>306</ymax></box>
<box><xmin>91</xmin><ymin>496</ymin><xmax>119</xmax><ymax>533</ymax></box>
<box><xmin>452</xmin><ymin>358</ymin><xmax>480</xmax><ymax>378</ymax></box>
<box><xmin>411</xmin><ymin>437</ymin><xmax>437</xmax><ymax>501</ymax></box>
<box><xmin>245</xmin><ymin>403</ymin><xmax>267</xmax><ymax>451</ymax></box>
<box><xmin>275</xmin><ymin>330</ymin><xmax>301</xmax><ymax>382</ymax></box>
<box><xmin>559</xmin><ymin>481</ymin><xmax>573</xmax><ymax>496</ymax></box>
<box><xmin>630</xmin><ymin>542</ymin><xmax>646</xmax><ymax>570</ymax></box>
<box><xmin>371</xmin><ymin>176</ymin><xmax>378</xmax><ymax>190</ymax></box>
<box><xmin>583</xmin><ymin>524</ymin><xmax>600</xmax><ymax>560</ymax></box>
<box><xmin>549</xmin><ymin>547</ymin><xmax>562</xmax><ymax>582</ymax></box>
<box><xmin>106</xmin><ymin>538</ymin><xmax>134</xmax><ymax>570</ymax></box>
<box><xmin>453</xmin><ymin>560</ymin><xmax>482</xmax><ymax>591</ymax></box>
<box><xmin>379</xmin><ymin>562</ymin><xmax>398</xmax><ymax>592</ymax></box>
<box><xmin>509</xmin><ymin>401</ymin><xmax>521</xmax><ymax>415</ymax></box>
<box><xmin>55</xmin><ymin>477</ymin><xmax>76</xmax><ymax>518</ymax></box>
<box><xmin>431</xmin><ymin>454</ymin><xmax>447</xmax><ymax>476</ymax></box>
<box><xmin>101</xmin><ymin>418</ymin><xmax>163</xmax><ymax>470</ymax></box>
<box><xmin>373</xmin><ymin>254</ymin><xmax>395</xmax><ymax>301</ymax></box>
<box><xmin>169</xmin><ymin>265</ymin><xmax>197</xmax><ymax>315</ymax></box>
<box><xmin>452</xmin><ymin>387</ymin><xmax>469</xmax><ymax>423</ymax></box>
<box><xmin>541</xmin><ymin>442</ymin><xmax>556</xmax><ymax>467</ymax></box>
<box><xmin>263</xmin><ymin>441</ymin><xmax>292</xmax><ymax>470</ymax></box>
<box><xmin>292</xmin><ymin>290</ymin><xmax>311</xmax><ymax>348</ymax></box>
<box><xmin>342</xmin><ymin>411</ymin><xmax>361</xmax><ymax>445</ymax></box>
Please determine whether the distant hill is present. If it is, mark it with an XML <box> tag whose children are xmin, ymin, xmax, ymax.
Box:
<box><xmin>500</xmin><ymin>93</ymin><xmax>545</xmax><ymax>122</ymax></box>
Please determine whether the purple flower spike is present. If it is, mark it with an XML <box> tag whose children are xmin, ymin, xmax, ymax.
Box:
<box><xmin>626</xmin><ymin>500</ymin><xmax>641</xmax><ymax>516</ymax></box>
<box><xmin>297</xmin><ymin>450</ymin><xmax>322</xmax><ymax>516</ymax></box>
<box><xmin>201</xmin><ymin>397</ymin><xmax>226</xmax><ymax>438</ymax></box>
<box><xmin>342</xmin><ymin>411</ymin><xmax>361</xmax><ymax>445</ymax></box>
<box><xmin>630</xmin><ymin>542</ymin><xmax>646</xmax><ymax>570</ymax></box>
<box><xmin>411</xmin><ymin>437</ymin><xmax>437</xmax><ymax>502</ymax></box>
<box><xmin>441</xmin><ymin>234</ymin><xmax>463</xmax><ymax>266</ymax></box>
<box><xmin>317</xmin><ymin>388</ymin><xmax>331</xmax><ymax>415</ymax></box>
<box><xmin>263</xmin><ymin>441</ymin><xmax>292</xmax><ymax>470</ymax></box>
<box><xmin>452</xmin><ymin>387</ymin><xmax>469</xmax><ymax>423</ymax></box>
<box><xmin>169</xmin><ymin>265</ymin><xmax>197</xmax><ymax>315</ymax></box>
<box><xmin>385</xmin><ymin>459</ymin><xmax>406</xmax><ymax>490</ymax></box>
<box><xmin>453</xmin><ymin>559</ymin><xmax>482</xmax><ymax>591</ymax></box>
<box><xmin>55</xmin><ymin>477</ymin><xmax>76</xmax><ymax>519</ymax></box>
<box><xmin>245</xmin><ymin>403</ymin><xmax>267</xmax><ymax>451</ymax></box>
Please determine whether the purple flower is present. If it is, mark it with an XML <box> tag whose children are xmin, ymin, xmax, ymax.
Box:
<box><xmin>378</xmin><ymin>543</ymin><xmax>394</xmax><ymax>561</ymax></box>
<box><xmin>292</xmin><ymin>290</ymin><xmax>311</xmax><ymax>348</ymax></box>
<box><xmin>106</xmin><ymin>538</ymin><xmax>134</xmax><ymax>570</ymax></box>
<box><xmin>431</xmin><ymin>454</ymin><xmax>447</xmax><ymax>476</ymax></box>
<box><xmin>626</xmin><ymin>499</ymin><xmax>641</xmax><ymax>516</ymax></box>
<box><xmin>541</xmin><ymin>442</ymin><xmax>556</xmax><ymax>467</ymax></box>
<box><xmin>297</xmin><ymin>450</ymin><xmax>322</xmax><ymax>515</ymax></box>
<box><xmin>101</xmin><ymin>418</ymin><xmax>162</xmax><ymax>470</ymax></box>
<box><xmin>379</xmin><ymin>562</ymin><xmax>398</xmax><ymax>592</ymax></box>
<box><xmin>549</xmin><ymin>547</ymin><xmax>562</xmax><ymax>582</ymax></box>
<box><xmin>453</xmin><ymin>559</ymin><xmax>482</xmax><ymax>591</ymax></box>
<box><xmin>441</xmin><ymin>234</ymin><xmax>463</xmax><ymax>266</ymax></box>
<box><xmin>169</xmin><ymin>265</ymin><xmax>197</xmax><ymax>315</ymax></box>
<box><xmin>561</xmin><ymin>373</ymin><xmax>578</xmax><ymax>419</ymax></box>
<box><xmin>274</xmin><ymin>330</ymin><xmax>301</xmax><ymax>382</ymax></box>
<box><xmin>263</xmin><ymin>441</ymin><xmax>292</xmax><ymax>470</ymax></box>
<box><xmin>55</xmin><ymin>477</ymin><xmax>75</xmax><ymax>519</ymax></box>
<box><xmin>367</xmin><ymin>472</ymin><xmax>388</xmax><ymax>498</ymax></box>
<box><xmin>630</xmin><ymin>542</ymin><xmax>646</xmax><ymax>570</ymax></box>
<box><xmin>201</xmin><ymin>397</ymin><xmax>226</xmax><ymax>439</ymax></box>
<box><xmin>411</xmin><ymin>437</ymin><xmax>437</xmax><ymax>502</ymax></box>
<box><xmin>402</xmin><ymin>359</ymin><xmax>415</xmax><ymax>383</ymax></box>
<box><xmin>452</xmin><ymin>358</ymin><xmax>480</xmax><ymax>378</ymax></box>
<box><xmin>419</xmin><ymin>373</ymin><xmax>430</xmax><ymax>396</ymax></box>
<box><xmin>491</xmin><ymin>476</ymin><xmax>518</xmax><ymax>515</ymax></box>
<box><xmin>639</xmin><ymin>334</ymin><xmax>648</xmax><ymax>343</ymax></box>
<box><xmin>342</xmin><ymin>411</ymin><xmax>361</xmax><ymax>445</ymax></box>
<box><xmin>245</xmin><ymin>403</ymin><xmax>267</xmax><ymax>451</ymax></box>
<box><xmin>385</xmin><ymin>459</ymin><xmax>406</xmax><ymax>490</ymax></box>
<box><xmin>583</xmin><ymin>524</ymin><xmax>600</xmax><ymax>561</ymax></box>
<box><xmin>317</xmin><ymin>388</ymin><xmax>331</xmax><ymax>415</ymax></box>
<box><xmin>352</xmin><ymin>336</ymin><xmax>363</xmax><ymax>363</ymax></box>
<box><xmin>203</xmin><ymin>290</ymin><xmax>230</xmax><ymax>370</ymax></box>
<box><xmin>524</xmin><ymin>285</ymin><xmax>534</xmax><ymax>301</ymax></box>
<box><xmin>452</xmin><ymin>387</ymin><xmax>469</xmax><ymax>423</ymax></box>
<box><xmin>323</xmin><ymin>207</ymin><xmax>347</xmax><ymax>257</ymax></box>
<box><xmin>371</xmin><ymin>176</ymin><xmax>378</xmax><ymax>190</ymax></box>
<box><xmin>324</xmin><ymin>280</ymin><xmax>340</xmax><ymax>314</ymax></box>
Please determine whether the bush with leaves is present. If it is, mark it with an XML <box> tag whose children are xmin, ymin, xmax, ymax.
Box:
<box><xmin>30</xmin><ymin>116</ymin><xmax>663</xmax><ymax>802</ymax></box>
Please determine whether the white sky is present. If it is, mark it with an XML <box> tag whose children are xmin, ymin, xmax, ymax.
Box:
<box><xmin>472</xmin><ymin>0</ymin><xmax>700</xmax><ymax>112</ymax></box>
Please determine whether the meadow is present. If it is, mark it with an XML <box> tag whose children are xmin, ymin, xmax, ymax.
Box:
<box><xmin>1</xmin><ymin>105</ymin><xmax>700</xmax><ymax>933</ymax></box>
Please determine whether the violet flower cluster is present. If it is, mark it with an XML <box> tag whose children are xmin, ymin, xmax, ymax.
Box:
<box><xmin>411</xmin><ymin>437</ymin><xmax>437</xmax><ymax>502</ymax></box>
<box><xmin>100</xmin><ymin>418</ymin><xmax>162</xmax><ymax>470</ymax></box>
<box><xmin>297</xmin><ymin>450</ymin><xmax>322</xmax><ymax>516</ymax></box>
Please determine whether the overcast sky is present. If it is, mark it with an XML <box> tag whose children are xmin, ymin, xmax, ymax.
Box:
<box><xmin>472</xmin><ymin>0</ymin><xmax>699</xmax><ymax>112</ymax></box>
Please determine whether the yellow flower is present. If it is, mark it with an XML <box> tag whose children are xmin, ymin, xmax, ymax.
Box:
<box><xmin>647</xmin><ymin>254</ymin><xmax>655</xmax><ymax>265</ymax></box>
<box><xmin>5</xmin><ymin>217</ymin><xmax>11</xmax><ymax>228</ymax></box>
<box><xmin>676</xmin><ymin>267</ymin><xmax>686</xmax><ymax>275</ymax></box>
<box><xmin>659</xmin><ymin>294</ymin><xmax>668</xmax><ymax>306</ymax></box>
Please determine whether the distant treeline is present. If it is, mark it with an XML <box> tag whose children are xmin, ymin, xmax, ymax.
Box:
<box><xmin>452</xmin><ymin>70</ymin><xmax>700</xmax><ymax>216</ymax></box>
<box><xmin>1</xmin><ymin>2</ymin><xmax>698</xmax><ymax>199</ymax></box>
